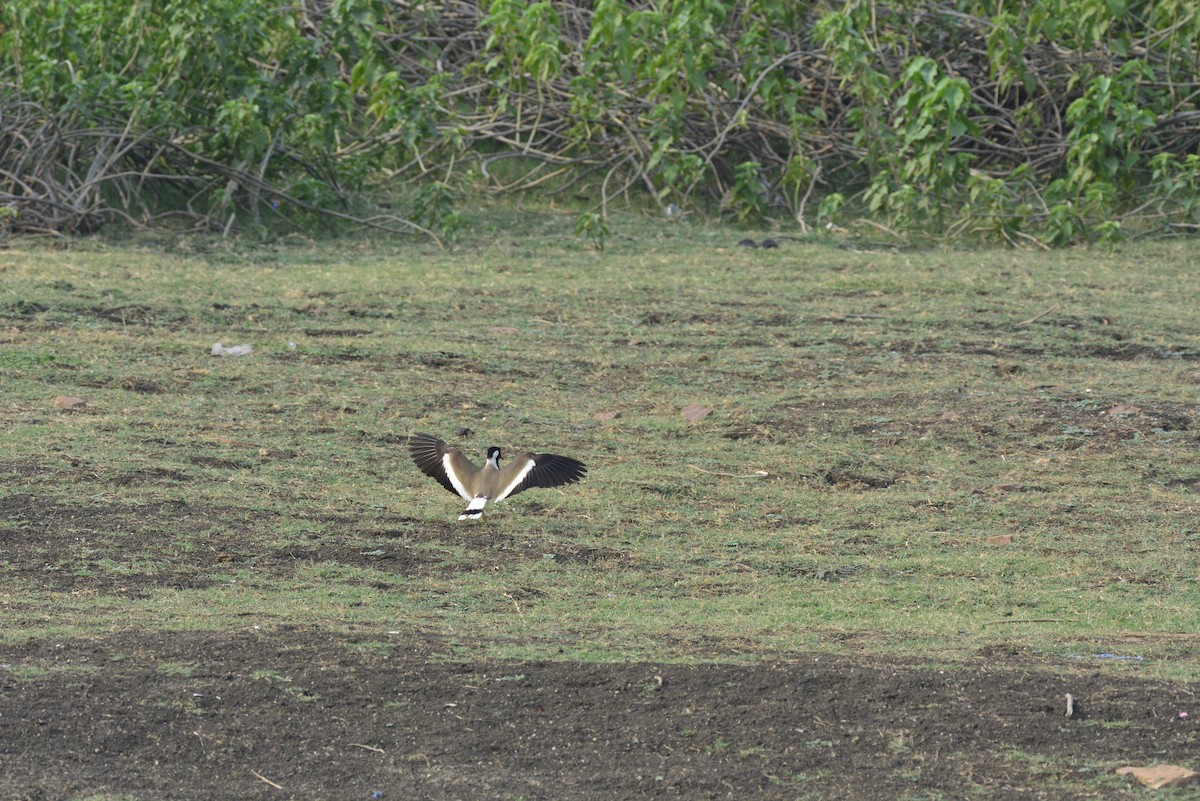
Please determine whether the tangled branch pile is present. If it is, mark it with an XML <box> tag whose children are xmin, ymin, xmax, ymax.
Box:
<box><xmin>3</xmin><ymin>0</ymin><xmax>1199</xmax><ymax>245</ymax></box>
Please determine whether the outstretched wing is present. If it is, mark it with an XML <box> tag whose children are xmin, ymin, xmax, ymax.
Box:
<box><xmin>492</xmin><ymin>452</ymin><xmax>587</xmax><ymax>503</ymax></box>
<box><xmin>408</xmin><ymin>433</ymin><xmax>473</xmax><ymax>500</ymax></box>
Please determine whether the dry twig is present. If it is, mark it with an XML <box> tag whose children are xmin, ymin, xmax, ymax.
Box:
<box><xmin>689</xmin><ymin>465</ymin><xmax>770</xmax><ymax>479</ymax></box>
<box><xmin>250</xmin><ymin>769</ymin><xmax>283</xmax><ymax>790</ymax></box>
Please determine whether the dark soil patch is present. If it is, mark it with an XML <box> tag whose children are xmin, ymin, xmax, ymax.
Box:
<box><xmin>0</xmin><ymin>494</ymin><xmax>246</xmax><ymax>593</ymax></box>
<box><xmin>1161</xmin><ymin>475</ymin><xmax>1200</xmax><ymax>491</ymax></box>
<box><xmin>112</xmin><ymin>466</ymin><xmax>192</xmax><ymax>485</ymax></box>
<box><xmin>760</xmin><ymin>393</ymin><xmax>1194</xmax><ymax>452</ymax></box>
<box><xmin>0</xmin><ymin>299</ymin><xmax>49</xmax><ymax>317</ymax></box>
<box><xmin>0</xmin><ymin>628</ymin><xmax>1195</xmax><ymax>800</ymax></box>
<box><xmin>302</xmin><ymin>327</ymin><xmax>374</xmax><ymax>337</ymax></box>
<box><xmin>1076</xmin><ymin>342</ymin><xmax>1195</xmax><ymax>360</ymax></box>
<box><xmin>189</xmin><ymin>455</ymin><xmax>254</xmax><ymax>470</ymax></box>
<box><xmin>119</xmin><ymin>377</ymin><xmax>168</xmax><ymax>394</ymax></box>
<box><xmin>0</xmin><ymin>495</ymin><xmax>628</xmax><ymax>596</ymax></box>
<box><xmin>824</xmin><ymin>466</ymin><xmax>897</xmax><ymax>489</ymax></box>
<box><xmin>267</xmin><ymin>543</ymin><xmax>450</xmax><ymax>578</ymax></box>
<box><xmin>357</xmin><ymin>522</ymin><xmax>630</xmax><ymax>573</ymax></box>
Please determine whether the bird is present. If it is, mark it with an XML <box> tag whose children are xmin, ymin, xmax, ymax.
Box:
<box><xmin>408</xmin><ymin>432</ymin><xmax>586</xmax><ymax>520</ymax></box>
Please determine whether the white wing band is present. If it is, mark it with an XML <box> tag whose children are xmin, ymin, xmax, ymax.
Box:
<box><xmin>492</xmin><ymin>458</ymin><xmax>536</xmax><ymax>502</ymax></box>
<box><xmin>442</xmin><ymin>453</ymin><xmax>473</xmax><ymax>500</ymax></box>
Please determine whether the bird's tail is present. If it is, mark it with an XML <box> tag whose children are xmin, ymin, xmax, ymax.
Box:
<box><xmin>458</xmin><ymin>496</ymin><xmax>487</xmax><ymax>521</ymax></box>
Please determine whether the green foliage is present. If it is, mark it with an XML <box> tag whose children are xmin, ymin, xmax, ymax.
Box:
<box><xmin>410</xmin><ymin>183</ymin><xmax>463</xmax><ymax>240</ymax></box>
<box><xmin>726</xmin><ymin>161</ymin><xmax>769</xmax><ymax>223</ymax></box>
<box><xmin>567</xmin><ymin>0</ymin><xmax>740</xmax><ymax>204</ymax></box>
<box><xmin>4</xmin><ymin>0</ymin><xmax>1200</xmax><ymax>245</ymax></box>
<box><xmin>573</xmin><ymin>211</ymin><xmax>609</xmax><ymax>250</ymax></box>
<box><xmin>862</xmin><ymin>56</ymin><xmax>980</xmax><ymax>228</ymax></box>
<box><xmin>482</xmin><ymin>0</ymin><xmax>565</xmax><ymax>88</ymax></box>
<box><xmin>808</xmin><ymin>1</ymin><xmax>1198</xmax><ymax>243</ymax></box>
<box><xmin>7</xmin><ymin>0</ymin><xmax>351</xmax><ymax>155</ymax></box>
<box><xmin>1063</xmin><ymin>61</ymin><xmax>1157</xmax><ymax>193</ymax></box>
<box><xmin>0</xmin><ymin>0</ymin><xmax>454</xmax><ymax>232</ymax></box>
<box><xmin>813</xmin><ymin>5</ymin><xmax>894</xmax><ymax>177</ymax></box>
<box><xmin>817</xmin><ymin>193</ymin><xmax>845</xmax><ymax>229</ymax></box>
<box><xmin>1149</xmin><ymin>153</ymin><xmax>1200</xmax><ymax>226</ymax></box>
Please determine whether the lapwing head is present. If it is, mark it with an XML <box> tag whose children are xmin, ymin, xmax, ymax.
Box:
<box><xmin>486</xmin><ymin>446</ymin><xmax>502</xmax><ymax>470</ymax></box>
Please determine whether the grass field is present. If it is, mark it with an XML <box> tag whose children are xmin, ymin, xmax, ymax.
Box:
<box><xmin>2</xmin><ymin>209</ymin><xmax>1200</xmax><ymax>796</ymax></box>
<box><xmin>1</xmin><ymin>209</ymin><xmax>1199</xmax><ymax>798</ymax></box>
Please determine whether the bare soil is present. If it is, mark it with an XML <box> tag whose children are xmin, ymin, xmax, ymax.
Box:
<box><xmin>3</xmin><ymin>629</ymin><xmax>1197</xmax><ymax>800</ymax></box>
<box><xmin>1</xmin><ymin>492</ymin><xmax>1196</xmax><ymax>801</ymax></box>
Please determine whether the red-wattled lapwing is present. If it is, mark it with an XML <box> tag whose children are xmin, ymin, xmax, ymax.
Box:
<box><xmin>408</xmin><ymin>433</ymin><xmax>586</xmax><ymax>520</ymax></box>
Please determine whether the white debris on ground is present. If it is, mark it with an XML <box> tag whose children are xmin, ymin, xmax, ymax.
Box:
<box><xmin>210</xmin><ymin>342</ymin><xmax>253</xmax><ymax>357</ymax></box>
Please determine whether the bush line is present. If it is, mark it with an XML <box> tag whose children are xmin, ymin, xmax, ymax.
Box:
<box><xmin>2</xmin><ymin>0</ymin><xmax>1198</xmax><ymax>244</ymax></box>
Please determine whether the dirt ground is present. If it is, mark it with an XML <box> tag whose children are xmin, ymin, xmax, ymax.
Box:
<box><xmin>1</xmin><ymin>626</ymin><xmax>1196</xmax><ymax>800</ymax></box>
<box><xmin>1</xmin><ymin>491</ymin><xmax>1199</xmax><ymax>800</ymax></box>
<box><xmin>3</xmin><ymin>245</ymin><xmax>1199</xmax><ymax>800</ymax></box>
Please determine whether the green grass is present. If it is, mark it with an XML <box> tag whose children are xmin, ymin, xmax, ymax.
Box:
<box><xmin>2</xmin><ymin>208</ymin><xmax>1199</xmax><ymax>677</ymax></box>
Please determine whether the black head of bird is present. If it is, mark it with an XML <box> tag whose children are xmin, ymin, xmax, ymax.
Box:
<box><xmin>408</xmin><ymin>433</ymin><xmax>586</xmax><ymax>520</ymax></box>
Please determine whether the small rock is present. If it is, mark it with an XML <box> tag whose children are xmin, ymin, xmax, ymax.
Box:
<box><xmin>53</xmin><ymin>395</ymin><xmax>86</xmax><ymax>410</ymax></box>
<box><xmin>682</xmin><ymin>404</ymin><xmax>712</xmax><ymax>422</ymax></box>
<box><xmin>211</xmin><ymin>342</ymin><xmax>253</xmax><ymax>357</ymax></box>
<box><xmin>1106</xmin><ymin>403</ymin><xmax>1142</xmax><ymax>416</ymax></box>
<box><xmin>986</xmin><ymin>534</ymin><xmax>1013</xmax><ymax>545</ymax></box>
<box><xmin>1116</xmin><ymin>765</ymin><xmax>1199</xmax><ymax>789</ymax></box>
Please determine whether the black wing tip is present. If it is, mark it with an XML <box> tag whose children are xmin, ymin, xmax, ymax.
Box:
<box><xmin>408</xmin><ymin>432</ymin><xmax>449</xmax><ymax>459</ymax></box>
<box><xmin>532</xmin><ymin>454</ymin><xmax>587</xmax><ymax>488</ymax></box>
<box><xmin>560</xmin><ymin>456</ymin><xmax>587</xmax><ymax>482</ymax></box>
<box><xmin>408</xmin><ymin>431</ymin><xmax>440</xmax><ymax>447</ymax></box>
<box><xmin>407</xmin><ymin>433</ymin><xmax>465</xmax><ymax>498</ymax></box>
